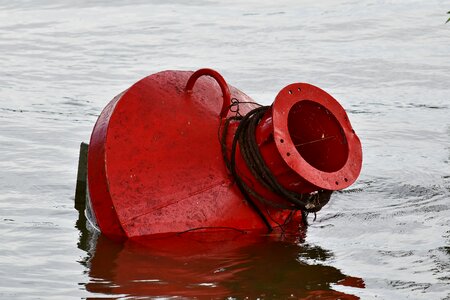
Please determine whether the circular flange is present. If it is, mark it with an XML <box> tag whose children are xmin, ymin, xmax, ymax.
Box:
<box><xmin>272</xmin><ymin>83</ymin><xmax>362</xmax><ymax>191</ymax></box>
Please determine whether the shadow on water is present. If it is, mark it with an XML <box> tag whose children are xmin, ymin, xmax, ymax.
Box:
<box><xmin>76</xmin><ymin>218</ymin><xmax>364</xmax><ymax>299</ymax></box>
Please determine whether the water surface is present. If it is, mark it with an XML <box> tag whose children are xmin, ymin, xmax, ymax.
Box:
<box><xmin>0</xmin><ymin>0</ymin><xmax>449</xmax><ymax>299</ymax></box>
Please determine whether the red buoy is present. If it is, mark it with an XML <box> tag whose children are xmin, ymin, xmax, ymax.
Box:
<box><xmin>87</xmin><ymin>68</ymin><xmax>362</xmax><ymax>239</ymax></box>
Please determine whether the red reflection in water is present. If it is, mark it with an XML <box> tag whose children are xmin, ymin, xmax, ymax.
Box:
<box><xmin>83</xmin><ymin>229</ymin><xmax>364</xmax><ymax>299</ymax></box>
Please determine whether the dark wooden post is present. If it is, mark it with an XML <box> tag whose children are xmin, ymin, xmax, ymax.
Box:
<box><xmin>75</xmin><ymin>142</ymin><xmax>89</xmax><ymax>212</ymax></box>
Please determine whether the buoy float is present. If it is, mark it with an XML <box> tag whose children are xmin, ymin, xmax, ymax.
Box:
<box><xmin>83</xmin><ymin>68</ymin><xmax>362</xmax><ymax>239</ymax></box>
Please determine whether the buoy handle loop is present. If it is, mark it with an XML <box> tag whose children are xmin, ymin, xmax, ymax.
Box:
<box><xmin>186</xmin><ymin>68</ymin><xmax>231</xmax><ymax>119</ymax></box>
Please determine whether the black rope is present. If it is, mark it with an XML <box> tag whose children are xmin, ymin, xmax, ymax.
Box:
<box><xmin>220</xmin><ymin>100</ymin><xmax>333</xmax><ymax>232</ymax></box>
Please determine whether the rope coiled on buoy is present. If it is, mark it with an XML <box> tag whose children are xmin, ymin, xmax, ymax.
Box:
<box><xmin>220</xmin><ymin>100</ymin><xmax>332</xmax><ymax>232</ymax></box>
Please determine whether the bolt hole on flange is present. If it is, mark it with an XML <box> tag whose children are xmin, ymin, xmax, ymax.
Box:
<box><xmin>287</xmin><ymin>87</ymin><xmax>301</xmax><ymax>95</ymax></box>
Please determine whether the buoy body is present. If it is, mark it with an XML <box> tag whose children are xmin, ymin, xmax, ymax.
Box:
<box><xmin>87</xmin><ymin>69</ymin><xmax>362</xmax><ymax>239</ymax></box>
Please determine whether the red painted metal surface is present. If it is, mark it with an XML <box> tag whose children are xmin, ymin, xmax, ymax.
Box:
<box><xmin>87</xmin><ymin>68</ymin><xmax>362</xmax><ymax>238</ymax></box>
<box><xmin>87</xmin><ymin>92</ymin><xmax>126</xmax><ymax>238</ymax></box>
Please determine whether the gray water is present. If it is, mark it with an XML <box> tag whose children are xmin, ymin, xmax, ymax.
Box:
<box><xmin>0</xmin><ymin>0</ymin><xmax>449</xmax><ymax>299</ymax></box>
